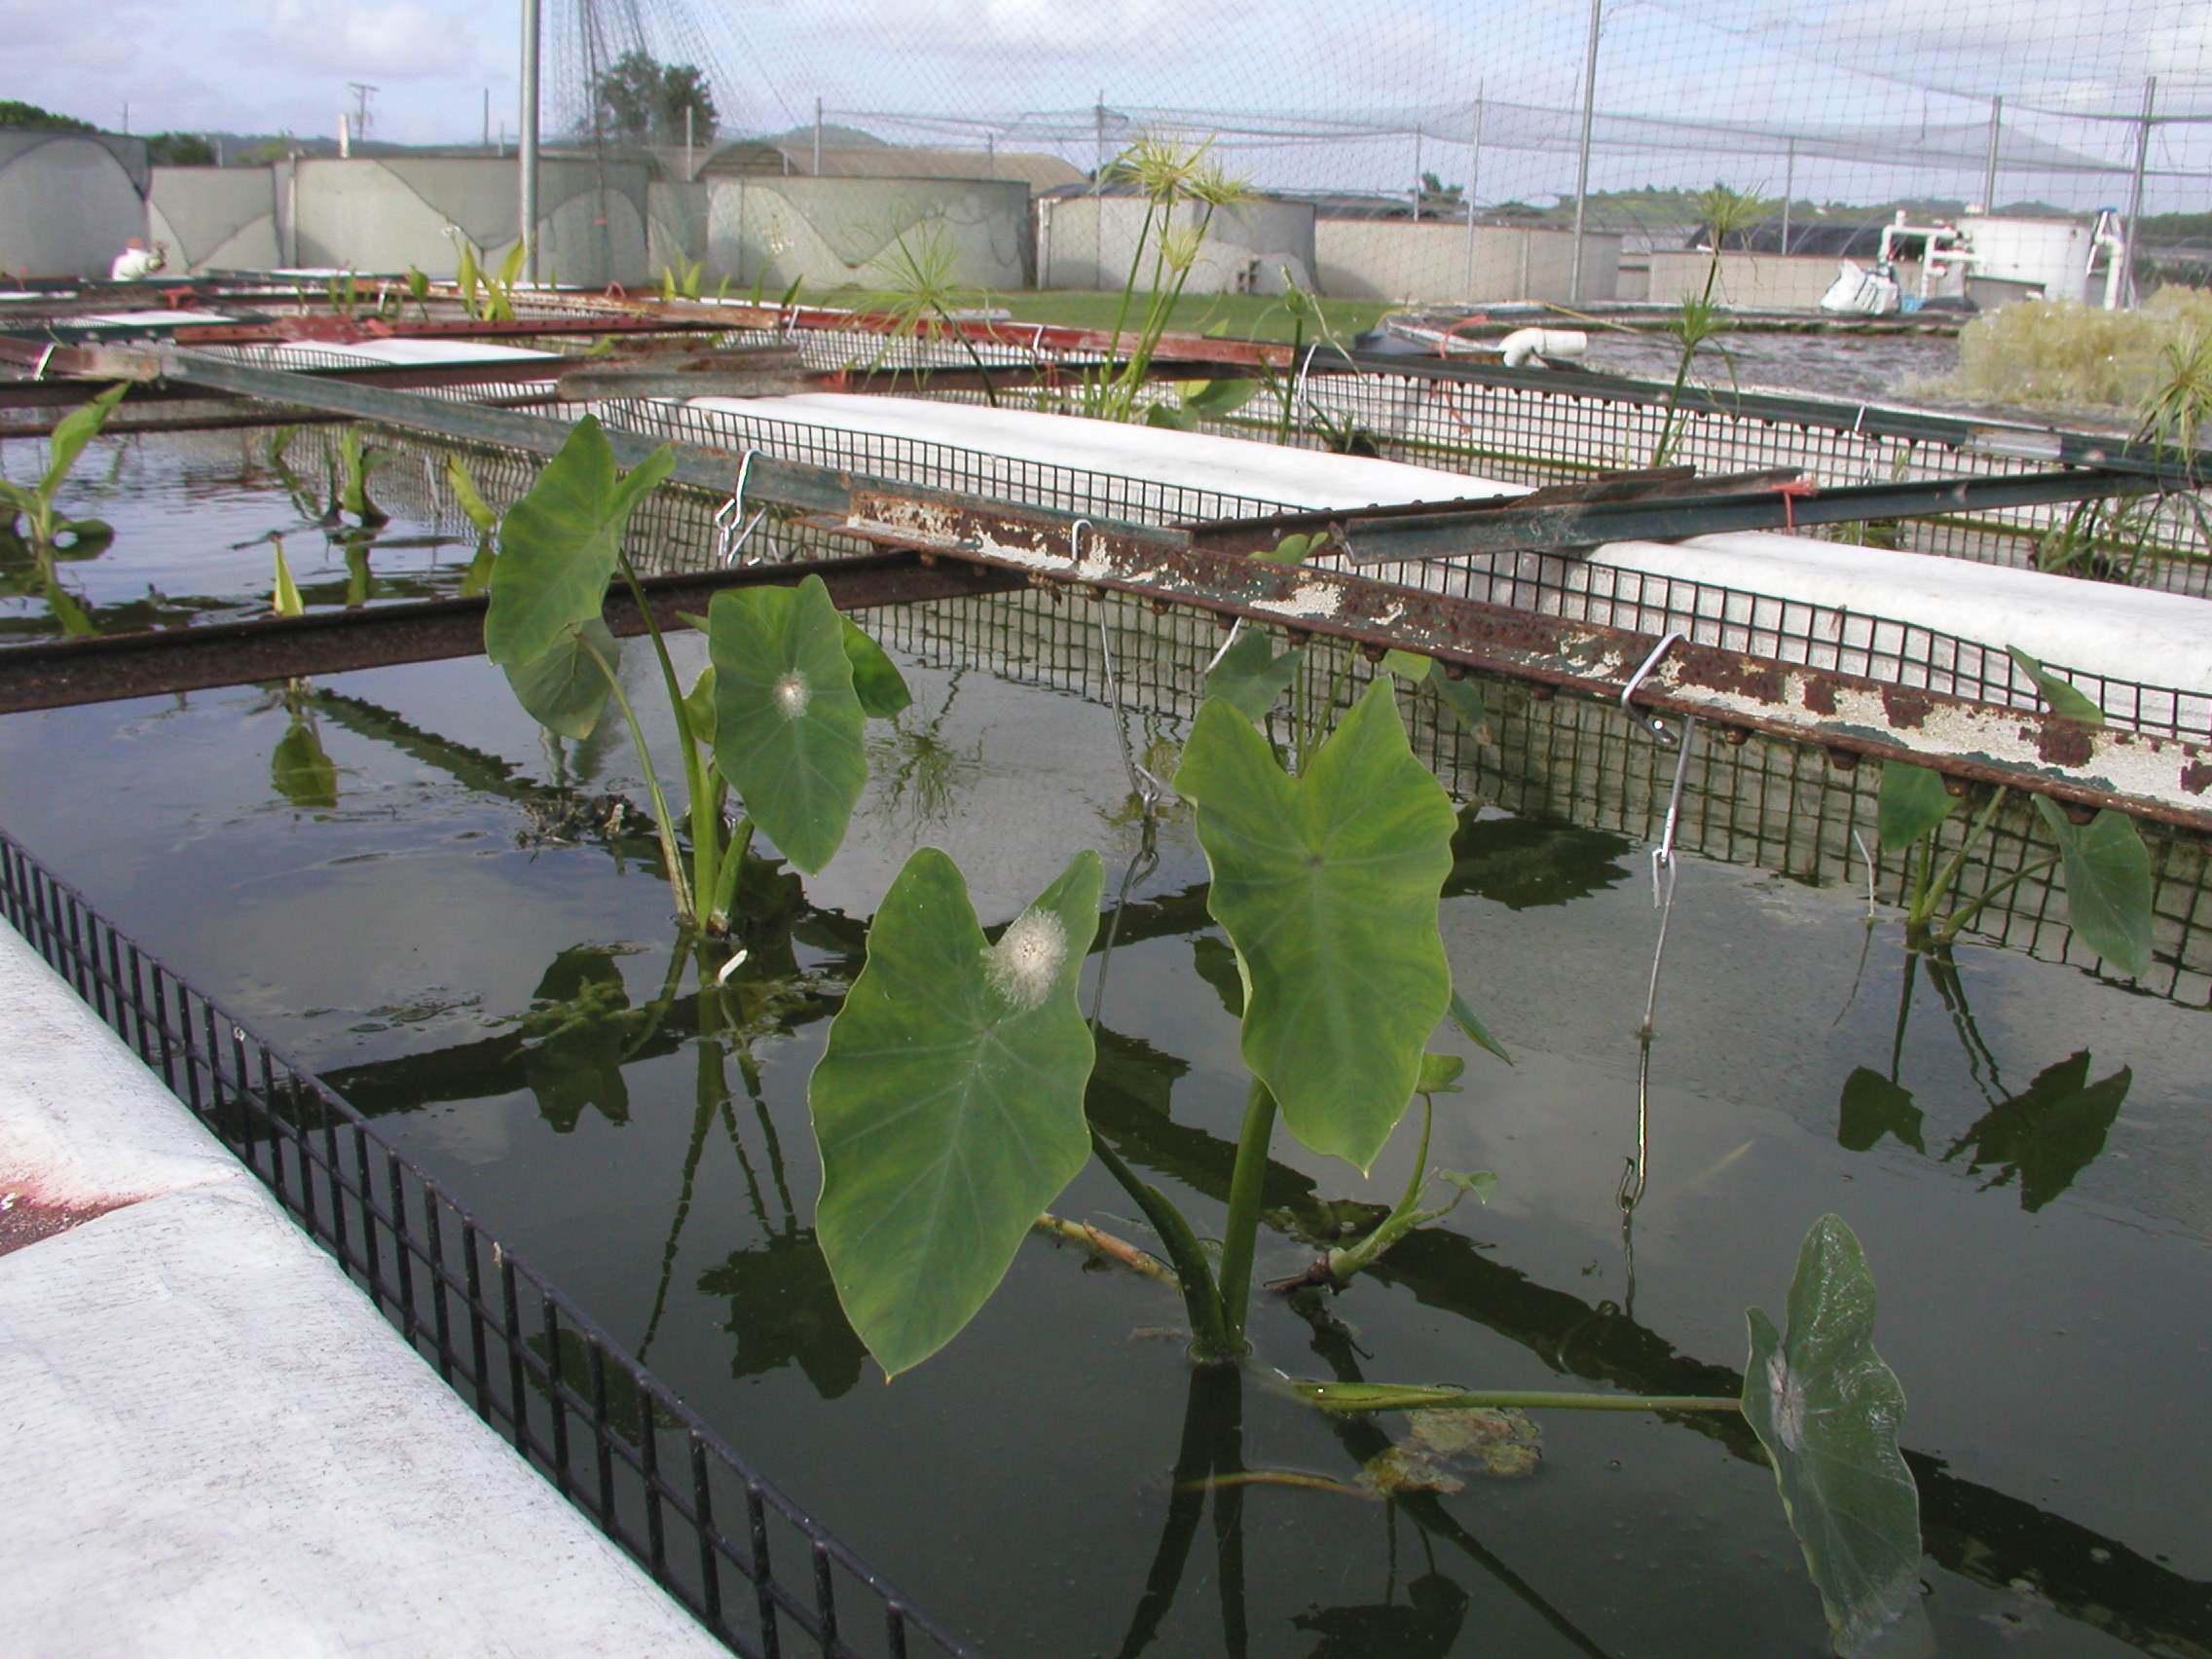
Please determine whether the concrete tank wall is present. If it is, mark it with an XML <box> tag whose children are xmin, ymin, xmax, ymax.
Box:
<box><xmin>278</xmin><ymin>157</ymin><xmax>648</xmax><ymax>285</ymax></box>
<box><xmin>1036</xmin><ymin>196</ymin><xmax>1315</xmax><ymax>295</ymax></box>
<box><xmin>148</xmin><ymin>166</ymin><xmax>279</xmax><ymax>273</ymax></box>
<box><xmin>647</xmin><ymin>181</ymin><xmax>709</xmax><ymax>278</ymax></box>
<box><xmin>705</xmin><ymin>176</ymin><xmax>1032</xmax><ymax>293</ymax></box>
<box><xmin>0</xmin><ymin>131</ymin><xmax>149</xmax><ymax>279</ymax></box>
<box><xmin>1314</xmin><ymin>220</ymin><xmax>1619</xmax><ymax>304</ymax></box>
<box><xmin>1646</xmin><ymin>250</ymin><xmax>1840</xmax><ymax>309</ymax></box>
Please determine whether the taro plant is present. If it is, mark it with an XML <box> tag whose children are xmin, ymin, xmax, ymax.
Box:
<box><xmin>479</xmin><ymin>416</ymin><xmax>911</xmax><ymax>937</ymax></box>
<box><xmin>0</xmin><ymin>380</ymin><xmax>128</xmax><ymax>636</ymax></box>
<box><xmin>1875</xmin><ymin>647</ymin><xmax>2153</xmax><ymax>977</ymax></box>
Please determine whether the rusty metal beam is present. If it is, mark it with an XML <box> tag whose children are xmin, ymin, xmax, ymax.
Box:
<box><xmin>832</xmin><ymin>486</ymin><xmax>2212</xmax><ymax>832</ymax></box>
<box><xmin>35</xmin><ymin>350</ymin><xmax>2212</xmax><ymax>830</ymax></box>
<box><xmin>0</xmin><ymin>554</ymin><xmax>1020</xmax><ymax>715</ymax></box>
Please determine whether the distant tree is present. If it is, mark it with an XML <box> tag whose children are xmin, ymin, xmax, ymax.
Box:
<box><xmin>590</xmin><ymin>51</ymin><xmax>717</xmax><ymax>146</ymax></box>
<box><xmin>0</xmin><ymin>99</ymin><xmax>97</xmax><ymax>132</ymax></box>
<box><xmin>1418</xmin><ymin>170</ymin><xmax>1464</xmax><ymax>214</ymax></box>
<box><xmin>146</xmin><ymin>133</ymin><xmax>216</xmax><ymax>166</ymax></box>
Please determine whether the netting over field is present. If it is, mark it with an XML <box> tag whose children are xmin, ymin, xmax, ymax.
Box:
<box><xmin>590</xmin><ymin>0</ymin><xmax>2212</xmax><ymax>247</ymax></box>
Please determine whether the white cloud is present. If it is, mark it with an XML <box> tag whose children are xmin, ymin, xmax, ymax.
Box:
<box><xmin>259</xmin><ymin>0</ymin><xmax>480</xmax><ymax>80</ymax></box>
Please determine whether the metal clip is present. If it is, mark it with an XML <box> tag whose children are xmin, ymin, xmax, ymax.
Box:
<box><xmin>1618</xmin><ymin>629</ymin><xmax>1686</xmax><ymax>746</ymax></box>
<box><xmin>714</xmin><ymin>450</ymin><xmax>767</xmax><ymax>566</ymax></box>
<box><xmin>1069</xmin><ymin>517</ymin><xmax>1093</xmax><ymax>567</ymax></box>
<box><xmin>29</xmin><ymin>344</ymin><xmax>56</xmax><ymax>381</ymax></box>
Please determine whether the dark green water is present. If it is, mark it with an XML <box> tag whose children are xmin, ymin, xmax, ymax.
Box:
<box><xmin>2</xmin><ymin>432</ymin><xmax>2209</xmax><ymax>1659</ymax></box>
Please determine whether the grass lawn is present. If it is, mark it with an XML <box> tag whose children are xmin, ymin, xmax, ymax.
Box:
<box><xmin>797</xmin><ymin>286</ymin><xmax>1393</xmax><ymax>345</ymax></box>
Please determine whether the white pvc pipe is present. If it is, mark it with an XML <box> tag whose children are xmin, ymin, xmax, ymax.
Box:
<box><xmin>1497</xmin><ymin>328</ymin><xmax>1587</xmax><ymax>368</ymax></box>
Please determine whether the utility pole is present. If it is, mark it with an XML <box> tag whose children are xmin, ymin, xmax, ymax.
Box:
<box><xmin>347</xmin><ymin>83</ymin><xmax>379</xmax><ymax>145</ymax></box>
<box><xmin>483</xmin><ymin>88</ymin><xmax>492</xmax><ymax>151</ymax></box>
<box><xmin>1782</xmin><ymin>139</ymin><xmax>1795</xmax><ymax>253</ymax></box>
<box><xmin>1567</xmin><ymin>0</ymin><xmax>1604</xmax><ymax>302</ymax></box>
<box><xmin>519</xmin><ymin>0</ymin><xmax>540</xmax><ymax>282</ymax></box>
<box><xmin>2121</xmin><ymin>76</ymin><xmax>2157</xmax><ymax>308</ymax></box>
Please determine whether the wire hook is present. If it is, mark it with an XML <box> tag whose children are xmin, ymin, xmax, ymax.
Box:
<box><xmin>715</xmin><ymin>450</ymin><xmax>767</xmax><ymax>565</ymax></box>
<box><xmin>1618</xmin><ymin>629</ymin><xmax>1687</xmax><ymax>746</ymax></box>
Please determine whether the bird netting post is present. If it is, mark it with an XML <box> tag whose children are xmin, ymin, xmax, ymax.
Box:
<box><xmin>1568</xmin><ymin>0</ymin><xmax>1604</xmax><ymax>303</ymax></box>
<box><xmin>1462</xmin><ymin>90</ymin><xmax>1485</xmax><ymax>304</ymax></box>
<box><xmin>1981</xmin><ymin>95</ymin><xmax>2003</xmax><ymax>213</ymax></box>
<box><xmin>519</xmin><ymin>0</ymin><xmax>540</xmax><ymax>284</ymax></box>
<box><xmin>2123</xmin><ymin>76</ymin><xmax>2158</xmax><ymax>308</ymax></box>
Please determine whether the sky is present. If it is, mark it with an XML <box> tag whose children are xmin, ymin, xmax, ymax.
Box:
<box><xmin>4</xmin><ymin>0</ymin><xmax>2204</xmax><ymax>208</ymax></box>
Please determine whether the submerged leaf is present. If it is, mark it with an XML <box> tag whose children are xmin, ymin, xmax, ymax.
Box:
<box><xmin>1433</xmin><ymin>673</ymin><xmax>1491</xmax><ymax>744</ymax></box>
<box><xmin>504</xmin><ymin>617</ymin><xmax>616</xmax><ymax>741</ymax></box>
<box><xmin>1204</xmin><ymin>626</ymin><xmax>1305</xmax><ymax>723</ymax></box>
<box><xmin>2033</xmin><ymin>798</ymin><xmax>2154</xmax><ymax>977</ymax></box>
<box><xmin>1175</xmin><ymin>681</ymin><xmax>1456</xmax><ymax>1170</ymax></box>
<box><xmin>1836</xmin><ymin>1068</ymin><xmax>1925</xmax><ymax>1155</ymax></box>
<box><xmin>1875</xmin><ymin>763</ymin><xmax>1956</xmax><ymax>853</ymax></box>
<box><xmin>1945</xmin><ymin>1051</ymin><xmax>2130</xmax><ymax>1212</ymax></box>
<box><xmin>811</xmin><ymin>848</ymin><xmax>1103</xmax><ymax>1376</ymax></box>
<box><xmin>271</xmin><ymin>720</ymin><xmax>337</xmax><ymax>808</ymax></box>
<box><xmin>1743</xmin><ymin>1216</ymin><xmax>1931</xmax><ymax>1659</ymax></box>
<box><xmin>710</xmin><ymin>574</ymin><xmax>867</xmax><ymax>873</ymax></box>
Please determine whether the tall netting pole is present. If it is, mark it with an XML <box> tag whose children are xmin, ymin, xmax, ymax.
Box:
<box><xmin>519</xmin><ymin>0</ymin><xmax>540</xmax><ymax>283</ymax></box>
<box><xmin>1981</xmin><ymin>95</ymin><xmax>2003</xmax><ymax>211</ymax></box>
<box><xmin>2124</xmin><ymin>76</ymin><xmax>2158</xmax><ymax>306</ymax></box>
<box><xmin>1568</xmin><ymin>0</ymin><xmax>1604</xmax><ymax>302</ymax></box>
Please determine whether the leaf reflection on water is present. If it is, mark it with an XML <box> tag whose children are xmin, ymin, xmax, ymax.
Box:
<box><xmin>1945</xmin><ymin>1051</ymin><xmax>2132</xmax><ymax>1212</ymax></box>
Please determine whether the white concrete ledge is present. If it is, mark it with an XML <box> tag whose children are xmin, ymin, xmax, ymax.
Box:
<box><xmin>0</xmin><ymin>921</ymin><xmax>725</xmax><ymax>1657</ymax></box>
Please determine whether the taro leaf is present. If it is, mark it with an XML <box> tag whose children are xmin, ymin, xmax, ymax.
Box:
<box><xmin>1175</xmin><ymin>681</ymin><xmax>1457</xmax><ymax>1170</ymax></box>
<box><xmin>41</xmin><ymin>574</ymin><xmax>94</xmax><ymax>637</ymax></box>
<box><xmin>1181</xmin><ymin>377</ymin><xmax>1261</xmax><ymax>419</ymax></box>
<box><xmin>810</xmin><ymin>847</ymin><xmax>1103</xmax><ymax>1377</ymax></box>
<box><xmin>458</xmin><ymin>540</ymin><xmax>496</xmax><ymax>599</ymax></box>
<box><xmin>1945</xmin><ymin>1051</ymin><xmax>2130</xmax><ymax>1212</ymax></box>
<box><xmin>271</xmin><ymin>540</ymin><xmax>305</xmax><ymax>617</ymax></box>
<box><xmin>839</xmin><ymin>616</ymin><xmax>912</xmax><ymax>719</ymax></box>
<box><xmin>38</xmin><ymin>381</ymin><xmax>129</xmax><ymax>501</ymax></box>
<box><xmin>444</xmin><ymin>453</ymin><xmax>500</xmax><ymax>534</ymax></box>
<box><xmin>1837</xmin><ymin>1068</ymin><xmax>1925</xmax><ymax>1155</ymax></box>
<box><xmin>1875</xmin><ymin>763</ymin><xmax>1956</xmax><ymax>853</ymax></box>
<box><xmin>1204</xmin><ymin>626</ymin><xmax>1305</xmax><ymax>722</ymax></box>
<box><xmin>271</xmin><ymin>720</ymin><xmax>338</xmax><ymax>808</ymax></box>
<box><xmin>505</xmin><ymin>617</ymin><xmax>617</xmax><ymax>741</ymax></box>
<box><xmin>1382</xmin><ymin>647</ymin><xmax>1432</xmax><ymax>682</ymax></box>
<box><xmin>682</xmin><ymin>664</ymin><xmax>718</xmax><ymax>749</ymax></box>
<box><xmin>710</xmin><ymin>574</ymin><xmax>866</xmax><ymax>873</ymax></box>
<box><xmin>1258</xmin><ymin>531</ymin><xmax>1324</xmax><ymax>565</ymax></box>
<box><xmin>1448</xmin><ymin>986</ymin><xmax>1512</xmax><ymax>1066</ymax></box>
<box><xmin>484</xmin><ymin>417</ymin><xmax>673</xmax><ymax>666</ymax></box>
<box><xmin>1743</xmin><ymin>1215</ymin><xmax>1933</xmax><ymax>1659</ymax></box>
<box><xmin>1416</xmin><ymin>1051</ymin><xmax>1465</xmax><ymax>1094</ymax></box>
<box><xmin>1434</xmin><ymin>673</ymin><xmax>1490</xmax><ymax>741</ymax></box>
<box><xmin>2033</xmin><ymin>797</ymin><xmax>2154</xmax><ymax>978</ymax></box>
<box><xmin>1143</xmin><ymin>402</ymin><xmax>1198</xmax><ymax>431</ymax></box>
<box><xmin>2007</xmin><ymin>645</ymin><xmax>2105</xmax><ymax>725</ymax></box>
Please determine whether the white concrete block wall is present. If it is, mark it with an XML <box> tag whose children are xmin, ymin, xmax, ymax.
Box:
<box><xmin>1313</xmin><ymin>220</ymin><xmax>1621</xmax><ymax>305</ymax></box>
<box><xmin>0</xmin><ymin>920</ymin><xmax>726</xmax><ymax>1658</ymax></box>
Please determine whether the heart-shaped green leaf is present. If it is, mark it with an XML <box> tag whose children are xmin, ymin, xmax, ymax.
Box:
<box><xmin>840</xmin><ymin>616</ymin><xmax>912</xmax><ymax>719</ymax></box>
<box><xmin>2007</xmin><ymin>645</ymin><xmax>2105</xmax><ymax>725</ymax></box>
<box><xmin>484</xmin><ymin>417</ymin><xmax>672</xmax><ymax>666</ymax></box>
<box><xmin>1743</xmin><ymin>1215</ymin><xmax>1932</xmax><ymax>1659</ymax></box>
<box><xmin>1875</xmin><ymin>763</ymin><xmax>1956</xmax><ymax>852</ymax></box>
<box><xmin>811</xmin><ymin>847</ymin><xmax>1103</xmax><ymax>1376</ymax></box>
<box><xmin>38</xmin><ymin>382</ymin><xmax>129</xmax><ymax>500</ymax></box>
<box><xmin>1176</xmin><ymin>680</ymin><xmax>1457</xmax><ymax>1171</ymax></box>
<box><xmin>710</xmin><ymin>574</ymin><xmax>867</xmax><ymax>873</ymax></box>
<box><xmin>504</xmin><ymin>617</ymin><xmax>616</xmax><ymax>740</ymax></box>
<box><xmin>1204</xmin><ymin>626</ymin><xmax>1305</xmax><ymax>722</ymax></box>
<box><xmin>2032</xmin><ymin>797</ymin><xmax>2153</xmax><ymax>977</ymax></box>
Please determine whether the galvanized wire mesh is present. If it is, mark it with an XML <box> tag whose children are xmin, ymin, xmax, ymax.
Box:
<box><xmin>0</xmin><ymin>830</ymin><xmax>977</xmax><ymax>1659</ymax></box>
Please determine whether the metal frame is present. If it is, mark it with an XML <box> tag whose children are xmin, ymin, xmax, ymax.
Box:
<box><xmin>0</xmin><ymin>830</ymin><xmax>975</xmax><ymax>1659</ymax></box>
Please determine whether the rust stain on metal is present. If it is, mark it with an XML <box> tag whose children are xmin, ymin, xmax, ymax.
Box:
<box><xmin>1801</xmin><ymin>679</ymin><xmax>1840</xmax><ymax>716</ymax></box>
<box><xmin>2182</xmin><ymin>760</ymin><xmax>2212</xmax><ymax>795</ymax></box>
<box><xmin>1881</xmin><ymin>685</ymin><xmax>1936</xmax><ymax>729</ymax></box>
<box><xmin>2035</xmin><ymin>721</ymin><xmax>2097</xmax><ymax>768</ymax></box>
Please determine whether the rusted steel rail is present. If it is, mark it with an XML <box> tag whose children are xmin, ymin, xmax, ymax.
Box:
<box><xmin>0</xmin><ymin>555</ymin><xmax>1019</xmax><ymax>714</ymax></box>
<box><xmin>17</xmin><ymin>347</ymin><xmax>2212</xmax><ymax>830</ymax></box>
